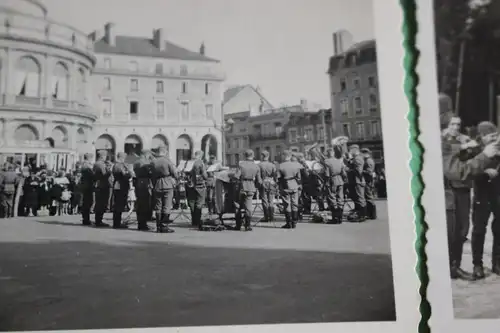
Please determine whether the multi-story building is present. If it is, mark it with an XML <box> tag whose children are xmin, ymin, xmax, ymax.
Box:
<box><xmin>222</xmin><ymin>85</ymin><xmax>273</xmax><ymax>166</ymax></box>
<box><xmin>248</xmin><ymin>101</ymin><xmax>315</xmax><ymax>162</ymax></box>
<box><xmin>328</xmin><ymin>38</ymin><xmax>384</xmax><ymax>163</ymax></box>
<box><xmin>0</xmin><ymin>0</ymin><xmax>96</xmax><ymax>169</ymax></box>
<box><xmin>285</xmin><ymin>109</ymin><xmax>334</xmax><ymax>154</ymax></box>
<box><xmin>90</xmin><ymin>23</ymin><xmax>225</xmax><ymax>164</ymax></box>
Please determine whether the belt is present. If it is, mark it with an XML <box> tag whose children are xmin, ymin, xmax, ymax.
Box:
<box><xmin>283</xmin><ymin>177</ymin><xmax>295</xmax><ymax>180</ymax></box>
<box><xmin>242</xmin><ymin>178</ymin><xmax>254</xmax><ymax>181</ymax></box>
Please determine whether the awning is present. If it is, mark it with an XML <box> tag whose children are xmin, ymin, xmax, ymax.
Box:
<box><xmin>125</xmin><ymin>135</ymin><xmax>141</xmax><ymax>145</ymax></box>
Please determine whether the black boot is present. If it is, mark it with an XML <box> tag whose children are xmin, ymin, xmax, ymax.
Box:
<box><xmin>197</xmin><ymin>209</ymin><xmax>204</xmax><ymax>231</ymax></box>
<box><xmin>369</xmin><ymin>202</ymin><xmax>377</xmax><ymax>219</ymax></box>
<box><xmin>327</xmin><ymin>210</ymin><xmax>339</xmax><ymax>224</ymax></box>
<box><xmin>82</xmin><ymin>211</ymin><xmax>91</xmax><ymax>226</ymax></box>
<box><xmin>234</xmin><ymin>211</ymin><xmax>243</xmax><ymax>231</ymax></box>
<box><xmin>291</xmin><ymin>211</ymin><xmax>298</xmax><ymax>229</ymax></box>
<box><xmin>450</xmin><ymin>261</ymin><xmax>475</xmax><ymax>281</ymax></box>
<box><xmin>113</xmin><ymin>212</ymin><xmax>128</xmax><ymax>229</ymax></box>
<box><xmin>472</xmin><ymin>265</ymin><xmax>486</xmax><ymax>280</ymax></box>
<box><xmin>244</xmin><ymin>216</ymin><xmax>252</xmax><ymax>231</ymax></box>
<box><xmin>156</xmin><ymin>211</ymin><xmax>165</xmax><ymax>233</ymax></box>
<box><xmin>95</xmin><ymin>212</ymin><xmax>110</xmax><ymax>227</ymax></box>
<box><xmin>282</xmin><ymin>212</ymin><xmax>292</xmax><ymax>229</ymax></box>
<box><xmin>260</xmin><ymin>206</ymin><xmax>269</xmax><ymax>222</ymax></box>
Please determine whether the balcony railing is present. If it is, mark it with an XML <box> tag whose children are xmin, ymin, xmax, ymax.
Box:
<box><xmin>4</xmin><ymin>94</ymin><xmax>97</xmax><ymax>118</ymax></box>
<box><xmin>0</xmin><ymin>10</ymin><xmax>95</xmax><ymax>58</ymax></box>
<box><xmin>249</xmin><ymin>132</ymin><xmax>286</xmax><ymax>142</ymax></box>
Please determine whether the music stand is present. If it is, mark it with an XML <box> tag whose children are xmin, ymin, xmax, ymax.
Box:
<box><xmin>172</xmin><ymin>160</ymin><xmax>192</xmax><ymax>223</ymax></box>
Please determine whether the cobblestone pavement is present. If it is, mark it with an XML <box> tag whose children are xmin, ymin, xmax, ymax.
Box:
<box><xmin>453</xmin><ymin>228</ymin><xmax>500</xmax><ymax>319</ymax></box>
<box><xmin>0</xmin><ymin>201</ymin><xmax>394</xmax><ymax>331</ymax></box>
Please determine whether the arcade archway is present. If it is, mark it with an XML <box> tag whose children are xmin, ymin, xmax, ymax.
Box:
<box><xmin>176</xmin><ymin>134</ymin><xmax>193</xmax><ymax>165</ymax></box>
<box><xmin>201</xmin><ymin>134</ymin><xmax>217</xmax><ymax>162</ymax></box>
<box><xmin>151</xmin><ymin>134</ymin><xmax>169</xmax><ymax>155</ymax></box>
<box><xmin>95</xmin><ymin>134</ymin><xmax>116</xmax><ymax>161</ymax></box>
<box><xmin>124</xmin><ymin>134</ymin><xmax>142</xmax><ymax>156</ymax></box>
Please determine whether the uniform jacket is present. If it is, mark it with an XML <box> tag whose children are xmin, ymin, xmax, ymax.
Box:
<box><xmin>112</xmin><ymin>161</ymin><xmax>132</xmax><ymax>191</ymax></box>
<box><xmin>442</xmin><ymin>140</ymin><xmax>494</xmax><ymax>210</ymax></box>
<box><xmin>80</xmin><ymin>161</ymin><xmax>94</xmax><ymax>190</ymax></box>
<box><xmin>190</xmin><ymin>159</ymin><xmax>208</xmax><ymax>189</ymax></box>
<box><xmin>1</xmin><ymin>171</ymin><xmax>20</xmax><ymax>194</ymax></box>
<box><xmin>151</xmin><ymin>156</ymin><xmax>178</xmax><ymax>191</ymax></box>
<box><xmin>133</xmin><ymin>158</ymin><xmax>153</xmax><ymax>191</ymax></box>
<box><xmin>235</xmin><ymin>160</ymin><xmax>261</xmax><ymax>193</ymax></box>
<box><xmin>259</xmin><ymin>161</ymin><xmax>277</xmax><ymax>191</ymax></box>
<box><xmin>443</xmin><ymin>133</ymin><xmax>473</xmax><ymax>189</ymax></box>
<box><xmin>278</xmin><ymin>160</ymin><xmax>301</xmax><ymax>192</ymax></box>
<box><xmin>347</xmin><ymin>154</ymin><xmax>365</xmax><ymax>184</ymax></box>
<box><xmin>93</xmin><ymin>160</ymin><xmax>111</xmax><ymax>189</ymax></box>
<box><xmin>324</xmin><ymin>157</ymin><xmax>346</xmax><ymax>187</ymax></box>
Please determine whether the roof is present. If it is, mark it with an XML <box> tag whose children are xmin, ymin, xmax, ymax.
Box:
<box><xmin>93</xmin><ymin>35</ymin><xmax>219</xmax><ymax>62</ymax></box>
<box><xmin>222</xmin><ymin>84</ymin><xmax>274</xmax><ymax>108</ymax></box>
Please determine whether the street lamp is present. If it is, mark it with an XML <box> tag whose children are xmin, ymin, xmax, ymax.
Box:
<box><xmin>215</xmin><ymin>110</ymin><xmax>234</xmax><ymax>165</ymax></box>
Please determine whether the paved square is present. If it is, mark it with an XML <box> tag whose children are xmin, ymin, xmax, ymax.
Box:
<box><xmin>0</xmin><ymin>201</ymin><xmax>395</xmax><ymax>331</ymax></box>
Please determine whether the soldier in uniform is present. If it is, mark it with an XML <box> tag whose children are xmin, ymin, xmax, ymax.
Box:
<box><xmin>468</xmin><ymin>122</ymin><xmax>500</xmax><ymax>279</ymax></box>
<box><xmin>133</xmin><ymin>150</ymin><xmax>153</xmax><ymax>231</ymax></box>
<box><xmin>80</xmin><ymin>153</ymin><xmax>94</xmax><ymax>226</ymax></box>
<box><xmin>296</xmin><ymin>152</ymin><xmax>311</xmax><ymax>218</ymax></box>
<box><xmin>112</xmin><ymin>152</ymin><xmax>133</xmax><ymax>229</ymax></box>
<box><xmin>234</xmin><ymin>149</ymin><xmax>261</xmax><ymax>231</ymax></box>
<box><xmin>189</xmin><ymin>150</ymin><xmax>208</xmax><ymax>230</ymax></box>
<box><xmin>278</xmin><ymin>150</ymin><xmax>301</xmax><ymax>229</ymax></box>
<box><xmin>443</xmin><ymin>130</ymin><xmax>500</xmax><ymax>280</ymax></box>
<box><xmin>205</xmin><ymin>155</ymin><xmax>218</xmax><ymax>216</ymax></box>
<box><xmin>324</xmin><ymin>148</ymin><xmax>347</xmax><ymax>224</ymax></box>
<box><xmin>0</xmin><ymin>163</ymin><xmax>20</xmax><ymax>218</ymax></box>
<box><xmin>150</xmin><ymin>146</ymin><xmax>178</xmax><ymax>233</ymax></box>
<box><xmin>309</xmin><ymin>147</ymin><xmax>327</xmax><ymax>212</ymax></box>
<box><xmin>93</xmin><ymin>150</ymin><xmax>112</xmax><ymax>228</ymax></box>
<box><xmin>346</xmin><ymin>144</ymin><xmax>367</xmax><ymax>222</ymax></box>
<box><xmin>361</xmin><ymin>148</ymin><xmax>377</xmax><ymax>220</ymax></box>
<box><xmin>258</xmin><ymin>150</ymin><xmax>277</xmax><ymax>222</ymax></box>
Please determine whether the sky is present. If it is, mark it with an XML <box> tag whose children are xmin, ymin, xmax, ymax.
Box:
<box><xmin>35</xmin><ymin>0</ymin><xmax>374</xmax><ymax>109</ymax></box>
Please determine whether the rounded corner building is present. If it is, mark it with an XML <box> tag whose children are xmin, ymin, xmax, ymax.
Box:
<box><xmin>0</xmin><ymin>0</ymin><xmax>97</xmax><ymax>170</ymax></box>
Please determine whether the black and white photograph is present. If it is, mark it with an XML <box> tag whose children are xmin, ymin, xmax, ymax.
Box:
<box><xmin>0</xmin><ymin>0</ymin><xmax>416</xmax><ymax>332</ymax></box>
<box><xmin>427</xmin><ymin>0</ymin><xmax>500</xmax><ymax>320</ymax></box>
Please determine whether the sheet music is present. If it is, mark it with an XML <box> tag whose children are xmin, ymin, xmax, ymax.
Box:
<box><xmin>184</xmin><ymin>160</ymin><xmax>195</xmax><ymax>172</ymax></box>
<box><xmin>176</xmin><ymin>160</ymin><xmax>187</xmax><ymax>172</ymax></box>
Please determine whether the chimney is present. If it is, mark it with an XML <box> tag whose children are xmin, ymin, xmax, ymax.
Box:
<box><xmin>199</xmin><ymin>42</ymin><xmax>205</xmax><ymax>55</ymax></box>
<box><xmin>104</xmin><ymin>22</ymin><xmax>115</xmax><ymax>46</ymax></box>
<box><xmin>153</xmin><ymin>28</ymin><xmax>166</xmax><ymax>51</ymax></box>
<box><xmin>88</xmin><ymin>31</ymin><xmax>97</xmax><ymax>42</ymax></box>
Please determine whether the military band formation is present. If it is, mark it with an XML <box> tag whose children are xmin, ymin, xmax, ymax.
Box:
<box><xmin>0</xmin><ymin>136</ymin><xmax>383</xmax><ymax>234</ymax></box>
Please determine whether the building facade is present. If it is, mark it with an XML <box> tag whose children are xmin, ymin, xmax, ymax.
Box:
<box><xmin>222</xmin><ymin>84</ymin><xmax>273</xmax><ymax>166</ymax></box>
<box><xmin>285</xmin><ymin>109</ymin><xmax>334</xmax><ymax>154</ymax></box>
<box><xmin>328</xmin><ymin>39</ymin><xmax>384</xmax><ymax>163</ymax></box>
<box><xmin>0</xmin><ymin>0</ymin><xmax>96</xmax><ymax>169</ymax></box>
<box><xmin>90</xmin><ymin>23</ymin><xmax>225</xmax><ymax>164</ymax></box>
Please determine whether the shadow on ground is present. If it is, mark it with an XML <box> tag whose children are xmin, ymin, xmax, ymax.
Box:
<box><xmin>0</xmin><ymin>239</ymin><xmax>396</xmax><ymax>331</ymax></box>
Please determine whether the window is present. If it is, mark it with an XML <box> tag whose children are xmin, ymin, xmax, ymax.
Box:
<box><xmin>129</xmin><ymin>101</ymin><xmax>139</xmax><ymax>120</ymax></box>
<box><xmin>275</xmin><ymin>123</ymin><xmax>283</xmax><ymax>136</ymax></box>
<box><xmin>368</xmin><ymin>76</ymin><xmax>377</xmax><ymax>88</ymax></box>
<box><xmin>156</xmin><ymin>80</ymin><xmax>164</xmax><ymax>93</ymax></box>
<box><xmin>305</xmin><ymin>127</ymin><xmax>314</xmax><ymax>141</ymax></box>
<box><xmin>103</xmin><ymin>58</ymin><xmax>111</xmax><ymax>69</ymax></box>
<box><xmin>372</xmin><ymin>150</ymin><xmax>382</xmax><ymax>160</ymax></box>
<box><xmin>130</xmin><ymin>79</ymin><xmax>139</xmax><ymax>92</ymax></box>
<box><xmin>339</xmin><ymin>78</ymin><xmax>347</xmax><ymax>92</ymax></box>
<box><xmin>205</xmin><ymin>83</ymin><xmax>211</xmax><ymax>95</ymax></box>
<box><xmin>129</xmin><ymin>61</ymin><xmax>139</xmax><ymax>72</ymax></box>
<box><xmin>156</xmin><ymin>101</ymin><xmax>165</xmax><ymax>120</ymax></box>
<box><xmin>226</xmin><ymin>140</ymin><xmax>231</xmax><ymax>149</ymax></box>
<box><xmin>181</xmin><ymin>102</ymin><xmax>189</xmax><ymax>121</ymax></box>
<box><xmin>225</xmin><ymin>154</ymin><xmax>231</xmax><ymax>163</ymax></box>
<box><xmin>155</xmin><ymin>63</ymin><xmax>163</xmax><ymax>75</ymax></box>
<box><xmin>356</xmin><ymin>122</ymin><xmax>365</xmax><ymax>140</ymax></box>
<box><xmin>353</xmin><ymin>96</ymin><xmax>363</xmax><ymax>114</ymax></box>
<box><xmin>340</xmin><ymin>99</ymin><xmax>349</xmax><ymax>116</ymax></box>
<box><xmin>288</xmin><ymin>129</ymin><xmax>297</xmax><ymax>143</ymax></box>
<box><xmin>205</xmin><ymin>104</ymin><xmax>213</xmax><ymax>119</ymax></box>
<box><xmin>342</xmin><ymin>123</ymin><xmax>350</xmax><ymax>137</ymax></box>
<box><xmin>233</xmin><ymin>138</ymin><xmax>239</xmax><ymax>149</ymax></box>
<box><xmin>317</xmin><ymin>125</ymin><xmax>325</xmax><ymax>141</ymax></box>
<box><xmin>181</xmin><ymin>82</ymin><xmax>188</xmax><ymax>94</ymax></box>
<box><xmin>369</xmin><ymin>93</ymin><xmax>378</xmax><ymax>112</ymax></box>
<box><xmin>235</xmin><ymin>154</ymin><xmax>240</xmax><ymax>165</ymax></box>
<box><xmin>353</xmin><ymin>76</ymin><xmax>361</xmax><ymax>89</ymax></box>
<box><xmin>103</xmin><ymin>77</ymin><xmax>111</xmax><ymax>90</ymax></box>
<box><xmin>102</xmin><ymin>99</ymin><xmax>112</xmax><ymax>119</ymax></box>
<box><xmin>371</xmin><ymin>120</ymin><xmax>381</xmax><ymax>138</ymax></box>
<box><xmin>180</xmin><ymin>65</ymin><xmax>188</xmax><ymax>76</ymax></box>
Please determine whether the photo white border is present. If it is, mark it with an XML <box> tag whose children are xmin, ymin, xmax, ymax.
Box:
<box><xmin>19</xmin><ymin>1</ymin><xmax>419</xmax><ymax>332</ymax></box>
<box><xmin>418</xmin><ymin>0</ymin><xmax>500</xmax><ymax>332</ymax></box>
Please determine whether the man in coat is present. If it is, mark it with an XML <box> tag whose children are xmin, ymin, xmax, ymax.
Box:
<box><xmin>278</xmin><ymin>150</ymin><xmax>301</xmax><ymax>229</ymax></box>
<box><xmin>234</xmin><ymin>149</ymin><xmax>262</xmax><ymax>231</ymax></box>
<box><xmin>189</xmin><ymin>150</ymin><xmax>208</xmax><ymax>230</ymax></box>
